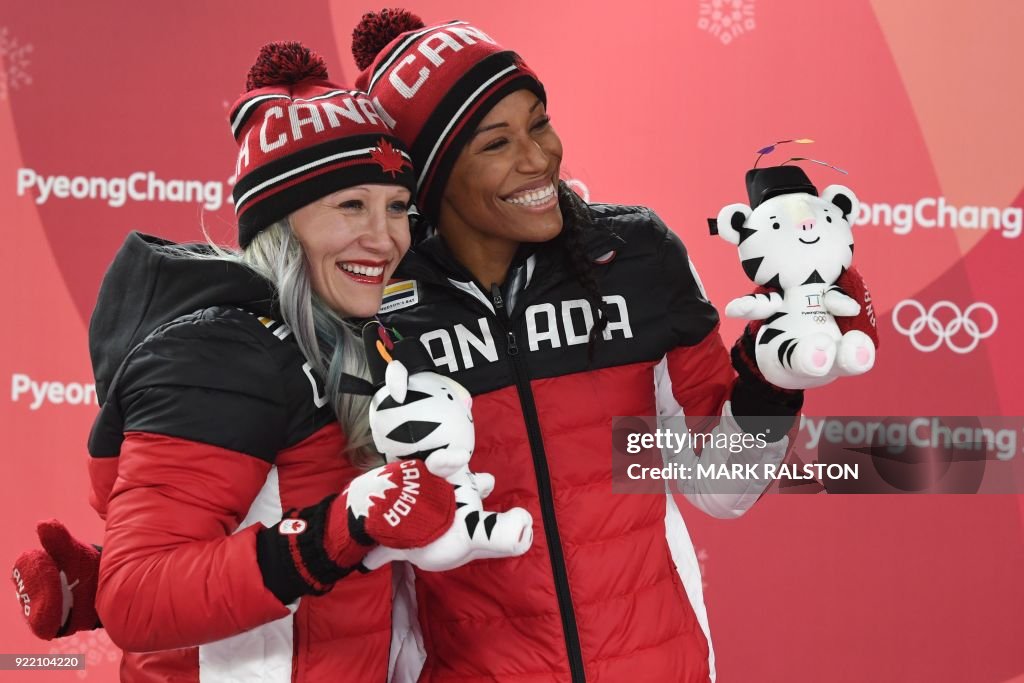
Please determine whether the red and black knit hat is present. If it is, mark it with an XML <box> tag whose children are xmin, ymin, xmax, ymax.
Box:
<box><xmin>352</xmin><ymin>10</ymin><xmax>547</xmax><ymax>220</ymax></box>
<box><xmin>229</xmin><ymin>42</ymin><xmax>416</xmax><ymax>248</ymax></box>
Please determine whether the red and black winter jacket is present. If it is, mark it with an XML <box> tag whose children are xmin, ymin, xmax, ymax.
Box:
<box><xmin>86</xmin><ymin>232</ymin><xmax>392</xmax><ymax>682</ymax></box>
<box><xmin>378</xmin><ymin>204</ymin><xmax>800</xmax><ymax>683</ymax></box>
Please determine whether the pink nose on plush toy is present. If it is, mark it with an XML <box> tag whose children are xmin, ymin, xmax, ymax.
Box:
<box><xmin>799</xmin><ymin>219</ymin><xmax>816</xmax><ymax>231</ymax></box>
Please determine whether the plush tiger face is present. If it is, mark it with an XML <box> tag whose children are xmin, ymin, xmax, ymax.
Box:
<box><xmin>715</xmin><ymin>184</ymin><xmax>859</xmax><ymax>290</ymax></box>
<box><xmin>369</xmin><ymin>365</ymin><xmax>475</xmax><ymax>461</ymax></box>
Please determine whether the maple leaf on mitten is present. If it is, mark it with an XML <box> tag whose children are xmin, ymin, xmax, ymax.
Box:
<box><xmin>12</xmin><ymin>520</ymin><xmax>101</xmax><ymax>640</ymax></box>
<box><xmin>256</xmin><ymin>458</ymin><xmax>457</xmax><ymax>605</ymax></box>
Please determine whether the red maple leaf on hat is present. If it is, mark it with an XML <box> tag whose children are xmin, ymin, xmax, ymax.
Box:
<box><xmin>370</xmin><ymin>138</ymin><xmax>406</xmax><ymax>177</ymax></box>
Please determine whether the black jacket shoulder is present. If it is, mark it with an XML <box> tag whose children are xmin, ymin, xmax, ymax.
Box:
<box><xmin>586</xmin><ymin>202</ymin><xmax>719</xmax><ymax>346</ymax></box>
<box><xmin>587</xmin><ymin>203</ymin><xmax>676</xmax><ymax>251</ymax></box>
<box><xmin>120</xmin><ymin>305</ymin><xmax>290</xmax><ymax>401</ymax></box>
<box><xmin>89</xmin><ymin>305</ymin><xmax>330</xmax><ymax>463</ymax></box>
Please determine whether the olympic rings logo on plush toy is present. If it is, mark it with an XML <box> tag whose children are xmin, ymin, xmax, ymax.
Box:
<box><xmin>892</xmin><ymin>300</ymin><xmax>998</xmax><ymax>354</ymax></box>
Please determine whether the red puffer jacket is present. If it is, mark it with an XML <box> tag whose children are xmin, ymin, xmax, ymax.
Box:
<box><xmin>86</xmin><ymin>232</ymin><xmax>392</xmax><ymax>682</ymax></box>
<box><xmin>379</xmin><ymin>204</ymin><xmax>799</xmax><ymax>682</ymax></box>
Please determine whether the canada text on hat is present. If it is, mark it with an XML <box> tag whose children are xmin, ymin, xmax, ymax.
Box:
<box><xmin>231</xmin><ymin>90</ymin><xmax>394</xmax><ymax>179</ymax></box>
<box><xmin>363</xmin><ymin>22</ymin><xmax>496</xmax><ymax>102</ymax></box>
<box><xmin>352</xmin><ymin>12</ymin><xmax>546</xmax><ymax>218</ymax></box>
<box><xmin>228</xmin><ymin>42</ymin><xmax>416</xmax><ymax>248</ymax></box>
<box><xmin>357</xmin><ymin>20</ymin><xmax>519</xmax><ymax>154</ymax></box>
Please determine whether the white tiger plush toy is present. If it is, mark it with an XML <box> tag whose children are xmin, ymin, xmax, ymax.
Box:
<box><xmin>713</xmin><ymin>165</ymin><xmax>876</xmax><ymax>390</ymax></box>
<box><xmin>359</xmin><ymin>322</ymin><xmax>534</xmax><ymax>572</ymax></box>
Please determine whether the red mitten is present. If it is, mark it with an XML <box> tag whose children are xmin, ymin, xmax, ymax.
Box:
<box><xmin>832</xmin><ymin>266</ymin><xmax>879</xmax><ymax>349</ymax></box>
<box><xmin>256</xmin><ymin>458</ymin><xmax>456</xmax><ymax>604</ymax></box>
<box><xmin>329</xmin><ymin>458</ymin><xmax>456</xmax><ymax>563</ymax></box>
<box><xmin>12</xmin><ymin>520</ymin><xmax>101</xmax><ymax>640</ymax></box>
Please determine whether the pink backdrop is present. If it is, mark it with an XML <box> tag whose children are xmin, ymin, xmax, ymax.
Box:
<box><xmin>2</xmin><ymin>1</ymin><xmax>1022</xmax><ymax>680</ymax></box>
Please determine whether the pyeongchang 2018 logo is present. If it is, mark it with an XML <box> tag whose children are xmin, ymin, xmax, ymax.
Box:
<box><xmin>855</xmin><ymin>198</ymin><xmax>1022</xmax><ymax>239</ymax></box>
<box><xmin>10</xmin><ymin>374</ymin><xmax>98</xmax><ymax>410</ymax></box>
<box><xmin>892</xmin><ymin>300</ymin><xmax>997</xmax><ymax>354</ymax></box>
<box><xmin>698</xmin><ymin>0</ymin><xmax>756</xmax><ymax>45</ymax></box>
<box><xmin>16</xmin><ymin>168</ymin><xmax>227</xmax><ymax>211</ymax></box>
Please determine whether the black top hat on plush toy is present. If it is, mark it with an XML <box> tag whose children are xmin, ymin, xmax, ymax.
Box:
<box><xmin>744</xmin><ymin>165</ymin><xmax>818</xmax><ymax>209</ymax></box>
<box><xmin>362</xmin><ymin>320</ymin><xmax>435</xmax><ymax>387</ymax></box>
<box><xmin>707</xmin><ymin>139</ymin><xmax>847</xmax><ymax>235</ymax></box>
<box><xmin>708</xmin><ymin>165</ymin><xmax>820</xmax><ymax>235</ymax></box>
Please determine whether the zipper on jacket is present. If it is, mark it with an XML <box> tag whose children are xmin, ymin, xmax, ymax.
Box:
<box><xmin>490</xmin><ymin>284</ymin><xmax>586</xmax><ymax>683</ymax></box>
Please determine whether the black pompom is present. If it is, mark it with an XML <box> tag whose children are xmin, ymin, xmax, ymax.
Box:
<box><xmin>246</xmin><ymin>41</ymin><xmax>329</xmax><ymax>92</ymax></box>
<box><xmin>352</xmin><ymin>8</ymin><xmax>425</xmax><ymax>70</ymax></box>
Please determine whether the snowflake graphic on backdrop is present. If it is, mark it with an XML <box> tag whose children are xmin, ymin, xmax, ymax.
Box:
<box><xmin>48</xmin><ymin>629</ymin><xmax>120</xmax><ymax>679</ymax></box>
<box><xmin>0</xmin><ymin>27</ymin><xmax>33</xmax><ymax>100</ymax></box>
<box><xmin>698</xmin><ymin>0</ymin><xmax>756</xmax><ymax>46</ymax></box>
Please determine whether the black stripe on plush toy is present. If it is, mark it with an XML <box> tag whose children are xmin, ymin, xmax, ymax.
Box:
<box><xmin>777</xmin><ymin>338</ymin><xmax>796</xmax><ymax>367</ymax></box>
<box><xmin>741</xmin><ymin>257</ymin><xmax>763</xmax><ymax>281</ymax></box>
<box><xmin>378</xmin><ymin>390</ymin><xmax>433</xmax><ymax>410</ymax></box>
<box><xmin>464</xmin><ymin>510</ymin><xmax>481</xmax><ymax>537</ymax></box>
<box><xmin>483</xmin><ymin>512</ymin><xmax>498</xmax><ymax>539</ymax></box>
<box><xmin>785</xmin><ymin>342</ymin><xmax>798</xmax><ymax>368</ymax></box>
<box><xmin>386</xmin><ymin>420</ymin><xmax>441</xmax><ymax>444</ymax></box>
<box><xmin>803</xmin><ymin>270</ymin><xmax>826</xmax><ymax>285</ymax></box>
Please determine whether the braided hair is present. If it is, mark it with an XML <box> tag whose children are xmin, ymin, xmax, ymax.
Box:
<box><xmin>553</xmin><ymin>180</ymin><xmax>607</xmax><ymax>362</ymax></box>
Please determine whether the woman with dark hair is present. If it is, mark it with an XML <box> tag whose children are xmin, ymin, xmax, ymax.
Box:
<box><xmin>353</xmin><ymin>10</ymin><xmax>877</xmax><ymax>683</ymax></box>
<box><xmin>13</xmin><ymin>42</ymin><xmax>463</xmax><ymax>682</ymax></box>
<box><xmin>12</xmin><ymin>22</ymin><xmax>879</xmax><ymax>683</ymax></box>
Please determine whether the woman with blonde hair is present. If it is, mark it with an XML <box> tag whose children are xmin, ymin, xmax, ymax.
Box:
<box><xmin>14</xmin><ymin>41</ymin><xmax>460</xmax><ymax>682</ymax></box>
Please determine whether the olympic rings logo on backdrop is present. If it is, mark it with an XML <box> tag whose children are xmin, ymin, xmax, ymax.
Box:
<box><xmin>892</xmin><ymin>300</ymin><xmax>998</xmax><ymax>354</ymax></box>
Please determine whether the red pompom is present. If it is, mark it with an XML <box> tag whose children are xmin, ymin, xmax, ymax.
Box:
<box><xmin>352</xmin><ymin>8</ymin><xmax>425</xmax><ymax>71</ymax></box>
<box><xmin>246</xmin><ymin>41</ymin><xmax>329</xmax><ymax>92</ymax></box>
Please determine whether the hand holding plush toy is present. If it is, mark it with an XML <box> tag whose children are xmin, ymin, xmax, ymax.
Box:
<box><xmin>360</xmin><ymin>322</ymin><xmax>534</xmax><ymax>572</ymax></box>
<box><xmin>713</xmin><ymin>159</ymin><xmax>876</xmax><ymax>390</ymax></box>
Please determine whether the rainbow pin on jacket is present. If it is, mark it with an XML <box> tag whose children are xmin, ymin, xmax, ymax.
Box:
<box><xmin>708</xmin><ymin>141</ymin><xmax>876</xmax><ymax>389</ymax></box>
<box><xmin>359</xmin><ymin>322</ymin><xmax>533</xmax><ymax>572</ymax></box>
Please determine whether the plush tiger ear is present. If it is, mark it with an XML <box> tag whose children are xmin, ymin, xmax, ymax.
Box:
<box><xmin>385</xmin><ymin>360</ymin><xmax>410</xmax><ymax>404</ymax></box>
<box><xmin>821</xmin><ymin>184</ymin><xmax>859</xmax><ymax>223</ymax></box>
<box><xmin>715</xmin><ymin>203</ymin><xmax>752</xmax><ymax>245</ymax></box>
